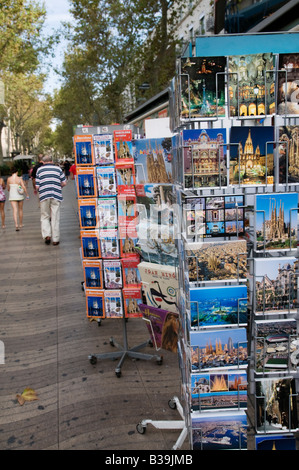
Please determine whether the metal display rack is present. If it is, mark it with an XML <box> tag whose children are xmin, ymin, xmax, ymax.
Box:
<box><xmin>167</xmin><ymin>37</ymin><xmax>299</xmax><ymax>450</ymax></box>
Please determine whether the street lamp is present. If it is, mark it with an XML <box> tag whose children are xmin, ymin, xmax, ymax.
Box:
<box><xmin>253</xmin><ymin>84</ymin><xmax>259</xmax><ymax>115</ymax></box>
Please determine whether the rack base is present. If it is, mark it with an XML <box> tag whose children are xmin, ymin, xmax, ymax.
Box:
<box><xmin>88</xmin><ymin>317</ymin><xmax>163</xmax><ymax>377</ymax></box>
<box><xmin>136</xmin><ymin>396</ymin><xmax>188</xmax><ymax>450</ymax></box>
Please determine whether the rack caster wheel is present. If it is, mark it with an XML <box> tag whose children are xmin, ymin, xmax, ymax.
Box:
<box><xmin>97</xmin><ymin>319</ymin><xmax>101</xmax><ymax>327</ymax></box>
<box><xmin>168</xmin><ymin>398</ymin><xmax>177</xmax><ymax>410</ymax></box>
<box><xmin>89</xmin><ymin>355</ymin><xmax>97</xmax><ymax>365</ymax></box>
<box><xmin>110</xmin><ymin>338</ymin><xmax>115</xmax><ymax>347</ymax></box>
<box><xmin>115</xmin><ymin>369</ymin><xmax>121</xmax><ymax>378</ymax></box>
<box><xmin>136</xmin><ymin>423</ymin><xmax>146</xmax><ymax>434</ymax></box>
<box><xmin>156</xmin><ymin>356</ymin><xmax>163</xmax><ymax>365</ymax></box>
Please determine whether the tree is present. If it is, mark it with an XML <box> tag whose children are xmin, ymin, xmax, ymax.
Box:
<box><xmin>0</xmin><ymin>0</ymin><xmax>48</xmax><ymax>163</ymax></box>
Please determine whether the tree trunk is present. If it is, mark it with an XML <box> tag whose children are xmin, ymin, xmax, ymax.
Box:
<box><xmin>0</xmin><ymin>123</ymin><xmax>4</xmax><ymax>165</ymax></box>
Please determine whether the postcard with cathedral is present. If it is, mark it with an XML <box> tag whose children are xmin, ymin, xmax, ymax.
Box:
<box><xmin>255</xmin><ymin>377</ymin><xmax>298</xmax><ymax>434</ymax></box>
<box><xmin>277</xmin><ymin>53</ymin><xmax>299</xmax><ymax>116</ymax></box>
<box><xmin>114</xmin><ymin>129</ymin><xmax>134</xmax><ymax>164</ymax></box>
<box><xmin>133</xmin><ymin>137</ymin><xmax>173</xmax><ymax>185</ymax></box>
<box><xmin>85</xmin><ymin>289</ymin><xmax>105</xmax><ymax>319</ymax></box>
<box><xmin>93</xmin><ymin>134</ymin><xmax>114</xmax><ymax>165</ymax></box>
<box><xmin>123</xmin><ymin>287</ymin><xmax>143</xmax><ymax>318</ymax></box>
<box><xmin>254</xmin><ymin>257</ymin><xmax>298</xmax><ymax>315</ymax></box>
<box><xmin>80</xmin><ymin>230</ymin><xmax>101</xmax><ymax>259</ymax></box>
<box><xmin>192</xmin><ymin>410</ymin><xmax>247</xmax><ymax>450</ymax></box>
<box><xmin>254</xmin><ymin>192</ymin><xmax>298</xmax><ymax>251</ymax></box>
<box><xmin>229</xmin><ymin>126</ymin><xmax>274</xmax><ymax>186</ymax></box>
<box><xmin>83</xmin><ymin>260</ymin><xmax>103</xmax><ymax>289</ymax></box>
<box><xmin>74</xmin><ymin>134</ymin><xmax>95</xmax><ymax>166</ymax></box>
<box><xmin>185</xmin><ymin>239</ymin><xmax>247</xmax><ymax>283</ymax></box>
<box><xmin>278</xmin><ymin>125</ymin><xmax>299</xmax><ymax>184</ymax></box>
<box><xmin>190</xmin><ymin>328</ymin><xmax>248</xmax><ymax>373</ymax></box>
<box><xmin>180</xmin><ymin>56</ymin><xmax>226</xmax><ymax>119</ymax></box>
<box><xmin>254</xmin><ymin>319</ymin><xmax>298</xmax><ymax>374</ymax></box>
<box><xmin>191</xmin><ymin>371</ymin><xmax>247</xmax><ymax>412</ymax></box>
<box><xmin>121</xmin><ymin>258</ymin><xmax>141</xmax><ymax>288</ymax></box>
<box><xmin>78</xmin><ymin>198</ymin><xmax>98</xmax><ymax>229</ymax></box>
<box><xmin>182</xmin><ymin>128</ymin><xmax>227</xmax><ymax>189</ymax></box>
<box><xmin>228</xmin><ymin>53</ymin><xmax>275</xmax><ymax>117</ymax></box>
<box><xmin>76</xmin><ymin>167</ymin><xmax>97</xmax><ymax>198</ymax></box>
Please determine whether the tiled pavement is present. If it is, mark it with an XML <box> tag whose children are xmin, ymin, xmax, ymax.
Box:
<box><xmin>0</xmin><ymin>181</ymin><xmax>187</xmax><ymax>451</ymax></box>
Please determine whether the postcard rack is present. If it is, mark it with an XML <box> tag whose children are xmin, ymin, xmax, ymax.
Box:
<box><xmin>168</xmin><ymin>40</ymin><xmax>299</xmax><ymax>450</ymax></box>
<box><xmin>74</xmin><ymin>124</ymin><xmax>165</xmax><ymax>377</ymax></box>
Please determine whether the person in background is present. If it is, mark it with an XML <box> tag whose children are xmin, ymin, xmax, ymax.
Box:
<box><xmin>0</xmin><ymin>176</ymin><xmax>6</xmax><ymax>228</ymax></box>
<box><xmin>70</xmin><ymin>162</ymin><xmax>76</xmax><ymax>180</ymax></box>
<box><xmin>63</xmin><ymin>159</ymin><xmax>71</xmax><ymax>180</ymax></box>
<box><xmin>31</xmin><ymin>153</ymin><xmax>44</xmax><ymax>194</ymax></box>
<box><xmin>21</xmin><ymin>160</ymin><xmax>30</xmax><ymax>188</ymax></box>
<box><xmin>35</xmin><ymin>155</ymin><xmax>67</xmax><ymax>246</ymax></box>
<box><xmin>7</xmin><ymin>166</ymin><xmax>29</xmax><ymax>231</ymax></box>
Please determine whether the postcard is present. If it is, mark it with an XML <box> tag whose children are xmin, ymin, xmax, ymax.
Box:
<box><xmin>182</xmin><ymin>128</ymin><xmax>227</xmax><ymax>189</ymax></box>
<box><xmin>255</xmin><ymin>377</ymin><xmax>298</xmax><ymax>433</ymax></box>
<box><xmin>229</xmin><ymin>126</ymin><xmax>274</xmax><ymax>186</ymax></box>
<box><xmin>180</xmin><ymin>56</ymin><xmax>226</xmax><ymax>119</ymax></box>
<box><xmin>78</xmin><ymin>198</ymin><xmax>98</xmax><ymax>229</ymax></box>
<box><xmin>278</xmin><ymin>125</ymin><xmax>299</xmax><ymax>184</ymax></box>
<box><xmin>186</xmin><ymin>239</ymin><xmax>247</xmax><ymax>283</ymax></box>
<box><xmin>83</xmin><ymin>260</ymin><xmax>103</xmax><ymax>289</ymax></box>
<box><xmin>96</xmin><ymin>166</ymin><xmax>117</xmax><ymax>197</ymax></box>
<box><xmin>191</xmin><ymin>370</ymin><xmax>247</xmax><ymax>411</ymax></box>
<box><xmin>133</xmin><ymin>137</ymin><xmax>173</xmax><ymax>185</ymax></box>
<box><xmin>190</xmin><ymin>328</ymin><xmax>248</xmax><ymax>372</ymax></box>
<box><xmin>97</xmin><ymin>197</ymin><xmax>118</xmax><ymax>229</ymax></box>
<box><xmin>254</xmin><ymin>257</ymin><xmax>298</xmax><ymax>315</ymax></box>
<box><xmin>74</xmin><ymin>134</ymin><xmax>94</xmax><ymax>166</ymax></box>
<box><xmin>103</xmin><ymin>260</ymin><xmax>122</xmax><ymax>289</ymax></box>
<box><xmin>121</xmin><ymin>258</ymin><xmax>141</xmax><ymax>288</ymax></box>
<box><xmin>228</xmin><ymin>53</ymin><xmax>275</xmax><ymax>117</ymax></box>
<box><xmin>255</xmin><ymin>434</ymin><xmax>297</xmax><ymax>450</ymax></box>
<box><xmin>138</xmin><ymin>261</ymin><xmax>179</xmax><ymax>314</ymax></box>
<box><xmin>277</xmin><ymin>53</ymin><xmax>299</xmax><ymax>116</ymax></box>
<box><xmin>139</xmin><ymin>303</ymin><xmax>179</xmax><ymax>352</ymax></box>
<box><xmin>104</xmin><ymin>290</ymin><xmax>123</xmax><ymax>318</ymax></box>
<box><xmin>80</xmin><ymin>230</ymin><xmax>101</xmax><ymax>259</ymax></box>
<box><xmin>255</xmin><ymin>192</ymin><xmax>298</xmax><ymax>251</ymax></box>
<box><xmin>190</xmin><ymin>285</ymin><xmax>248</xmax><ymax>328</ymax></box>
<box><xmin>93</xmin><ymin>134</ymin><xmax>114</xmax><ymax>165</ymax></box>
<box><xmin>119</xmin><ymin>226</ymin><xmax>140</xmax><ymax>260</ymax></box>
<box><xmin>76</xmin><ymin>167</ymin><xmax>96</xmax><ymax>198</ymax></box>
<box><xmin>99</xmin><ymin>229</ymin><xmax>119</xmax><ymax>259</ymax></box>
<box><xmin>136</xmin><ymin>183</ymin><xmax>175</xmax><ymax>225</ymax></box>
<box><xmin>114</xmin><ymin>129</ymin><xmax>134</xmax><ymax>163</ymax></box>
<box><xmin>122</xmin><ymin>288</ymin><xmax>143</xmax><ymax>318</ymax></box>
<box><xmin>117</xmin><ymin>191</ymin><xmax>137</xmax><ymax>227</ymax></box>
<box><xmin>184</xmin><ymin>194</ymin><xmax>244</xmax><ymax>239</ymax></box>
<box><xmin>192</xmin><ymin>410</ymin><xmax>247</xmax><ymax>450</ymax></box>
<box><xmin>85</xmin><ymin>289</ymin><xmax>105</xmax><ymax>319</ymax></box>
<box><xmin>254</xmin><ymin>319</ymin><xmax>298</xmax><ymax>374</ymax></box>
<box><xmin>115</xmin><ymin>162</ymin><xmax>136</xmax><ymax>194</ymax></box>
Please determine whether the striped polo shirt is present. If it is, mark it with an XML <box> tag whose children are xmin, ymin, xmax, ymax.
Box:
<box><xmin>35</xmin><ymin>164</ymin><xmax>66</xmax><ymax>202</ymax></box>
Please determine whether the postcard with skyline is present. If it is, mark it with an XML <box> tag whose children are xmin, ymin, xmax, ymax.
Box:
<box><xmin>190</xmin><ymin>285</ymin><xmax>248</xmax><ymax>328</ymax></box>
<box><xmin>190</xmin><ymin>327</ymin><xmax>248</xmax><ymax>372</ymax></box>
<box><xmin>255</xmin><ymin>192</ymin><xmax>298</xmax><ymax>251</ymax></box>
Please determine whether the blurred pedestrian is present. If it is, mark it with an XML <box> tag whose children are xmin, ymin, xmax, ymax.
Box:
<box><xmin>0</xmin><ymin>176</ymin><xmax>6</xmax><ymax>228</ymax></box>
<box><xmin>70</xmin><ymin>162</ymin><xmax>76</xmax><ymax>180</ymax></box>
<box><xmin>63</xmin><ymin>159</ymin><xmax>71</xmax><ymax>180</ymax></box>
<box><xmin>7</xmin><ymin>166</ymin><xmax>29</xmax><ymax>231</ymax></box>
<box><xmin>35</xmin><ymin>155</ymin><xmax>67</xmax><ymax>245</ymax></box>
<box><xmin>32</xmin><ymin>153</ymin><xmax>44</xmax><ymax>194</ymax></box>
<box><xmin>21</xmin><ymin>160</ymin><xmax>30</xmax><ymax>188</ymax></box>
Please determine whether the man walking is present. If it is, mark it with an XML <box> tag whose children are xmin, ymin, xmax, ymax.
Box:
<box><xmin>35</xmin><ymin>155</ymin><xmax>67</xmax><ymax>245</ymax></box>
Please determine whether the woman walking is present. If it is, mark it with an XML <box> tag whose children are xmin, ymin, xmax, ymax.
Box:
<box><xmin>7</xmin><ymin>166</ymin><xmax>29</xmax><ymax>231</ymax></box>
<box><xmin>0</xmin><ymin>176</ymin><xmax>6</xmax><ymax>228</ymax></box>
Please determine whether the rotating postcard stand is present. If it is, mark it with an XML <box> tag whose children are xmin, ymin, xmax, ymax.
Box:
<box><xmin>88</xmin><ymin>311</ymin><xmax>163</xmax><ymax>378</ymax></box>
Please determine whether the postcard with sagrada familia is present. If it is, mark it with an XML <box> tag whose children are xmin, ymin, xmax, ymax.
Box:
<box><xmin>133</xmin><ymin>137</ymin><xmax>173</xmax><ymax>185</ymax></box>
